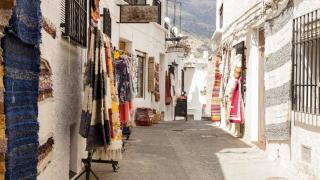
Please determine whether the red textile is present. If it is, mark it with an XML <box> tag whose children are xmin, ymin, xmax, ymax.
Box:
<box><xmin>229</xmin><ymin>79</ymin><xmax>245</xmax><ymax>124</ymax></box>
<box><xmin>165</xmin><ymin>72</ymin><xmax>172</xmax><ymax>105</ymax></box>
<box><xmin>119</xmin><ymin>102</ymin><xmax>130</xmax><ymax>124</ymax></box>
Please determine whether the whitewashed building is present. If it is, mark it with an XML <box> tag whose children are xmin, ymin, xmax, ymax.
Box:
<box><xmin>34</xmin><ymin>0</ymin><xmax>174</xmax><ymax>179</ymax></box>
<box><xmin>212</xmin><ymin>0</ymin><xmax>320</xmax><ymax>179</ymax></box>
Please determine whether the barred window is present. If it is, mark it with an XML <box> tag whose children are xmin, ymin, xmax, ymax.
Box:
<box><xmin>292</xmin><ymin>9</ymin><xmax>320</xmax><ymax>115</ymax></box>
<box><xmin>61</xmin><ymin>0</ymin><xmax>87</xmax><ymax>47</ymax></box>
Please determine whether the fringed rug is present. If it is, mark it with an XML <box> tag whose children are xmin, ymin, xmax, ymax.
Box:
<box><xmin>3</xmin><ymin>33</ymin><xmax>40</xmax><ymax>180</ymax></box>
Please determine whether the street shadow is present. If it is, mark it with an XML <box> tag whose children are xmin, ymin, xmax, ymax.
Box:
<box><xmin>85</xmin><ymin>120</ymin><xmax>252</xmax><ymax>180</ymax></box>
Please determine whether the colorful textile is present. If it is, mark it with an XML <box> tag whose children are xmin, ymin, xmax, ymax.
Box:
<box><xmin>79</xmin><ymin>28</ymin><xmax>110</xmax><ymax>151</ymax></box>
<box><xmin>11</xmin><ymin>0</ymin><xmax>42</xmax><ymax>45</ymax></box>
<box><xmin>37</xmin><ymin>137</ymin><xmax>54</xmax><ymax>175</ymax></box>
<box><xmin>93</xmin><ymin>35</ymin><xmax>122</xmax><ymax>161</ymax></box>
<box><xmin>0</xmin><ymin>8</ymin><xmax>11</xmax><ymax>180</ymax></box>
<box><xmin>148</xmin><ymin>57</ymin><xmax>155</xmax><ymax>93</ymax></box>
<box><xmin>165</xmin><ymin>72</ymin><xmax>172</xmax><ymax>105</ymax></box>
<box><xmin>229</xmin><ymin>79</ymin><xmax>245</xmax><ymax>124</ymax></box>
<box><xmin>211</xmin><ymin>57</ymin><xmax>222</xmax><ymax>122</ymax></box>
<box><xmin>135</xmin><ymin>108</ymin><xmax>153</xmax><ymax>126</ymax></box>
<box><xmin>3</xmin><ymin>33</ymin><xmax>40</xmax><ymax>180</ymax></box>
<box><xmin>115</xmin><ymin>58</ymin><xmax>132</xmax><ymax>104</ymax></box>
<box><xmin>154</xmin><ymin>63</ymin><xmax>160</xmax><ymax>102</ymax></box>
<box><xmin>38</xmin><ymin>59</ymin><xmax>53</xmax><ymax>102</ymax></box>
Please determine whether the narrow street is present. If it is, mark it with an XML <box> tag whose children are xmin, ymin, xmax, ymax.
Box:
<box><xmin>89</xmin><ymin>121</ymin><xmax>297</xmax><ymax>180</ymax></box>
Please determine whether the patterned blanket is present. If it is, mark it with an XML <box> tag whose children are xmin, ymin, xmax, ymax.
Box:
<box><xmin>3</xmin><ymin>34</ymin><xmax>40</xmax><ymax>180</ymax></box>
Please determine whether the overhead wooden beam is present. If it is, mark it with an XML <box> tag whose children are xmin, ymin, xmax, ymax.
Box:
<box><xmin>0</xmin><ymin>0</ymin><xmax>16</xmax><ymax>9</ymax></box>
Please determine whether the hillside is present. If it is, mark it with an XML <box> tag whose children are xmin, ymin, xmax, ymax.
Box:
<box><xmin>168</xmin><ymin>0</ymin><xmax>216</xmax><ymax>57</ymax></box>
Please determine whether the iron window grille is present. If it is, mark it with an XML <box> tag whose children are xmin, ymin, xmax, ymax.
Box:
<box><xmin>61</xmin><ymin>0</ymin><xmax>87</xmax><ymax>47</ymax></box>
<box><xmin>292</xmin><ymin>8</ymin><xmax>320</xmax><ymax>115</ymax></box>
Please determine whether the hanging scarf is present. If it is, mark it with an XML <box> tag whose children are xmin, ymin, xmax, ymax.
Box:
<box><xmin>229</xmin><ymin>79</ymin><xmax>245</xmax><ymax>124</ymax></box>
<box><xmin>165</xmin><ymin>72</ymin><xmax>172</xmax><ymax>105</ymax></box>
<box><xmin>79</xmin><ymin>29</ymin><xmax>110</xmax><ymax>150</ymax></box>
<box><xmin>93</xmin><ymin>35</ymin><xmax>122</xmax><ymax>160</ymax></box>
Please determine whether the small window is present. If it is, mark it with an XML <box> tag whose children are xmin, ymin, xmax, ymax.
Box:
<box><xmin>219</xmin><ymin>4</ymin><xmax>223</xmax><ymax>28</ymax></box>
<box><xmin>62</xmin><ymin>0</ymin><xmax>87</xmax><ymax>47</ymax></box>
<box><xmin>292</xmin><ymin>9</ymin><xmax>320</xmax><ymax>115</ymax></box>
<box><xmin>136</xmin><ymin>55</ymin><xmax>145</xmax><ymax>98</ymax></box>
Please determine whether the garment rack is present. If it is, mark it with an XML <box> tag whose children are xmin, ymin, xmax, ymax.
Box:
<box><xmin>74</xmin><ymin>152</ymin><xmax>119</xmax><ymax>180</ymax></box>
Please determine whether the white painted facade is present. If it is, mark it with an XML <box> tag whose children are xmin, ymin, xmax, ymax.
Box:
<box><xmin>213</xmin><ymin>0</ymin><xmax>320</xmax><ymax>179</ymax></box>
<box><xmin>36</xmin><ymin>0</ymin><xmax>171</xmax><ymax>179</ymax></box>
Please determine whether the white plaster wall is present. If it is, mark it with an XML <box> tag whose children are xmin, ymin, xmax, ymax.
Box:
<box><xmin>290</xmin><ymin>1</ymin><xmax>320</xmax><ymax>179</ymax></box>
<box><xmin>38</xmin><ymin>0</ymin><xmax>86</xmax><ymax>179</ymax></box>
<box><xmin>216</xmin><ymin>0</ymin><xmax>261</xmax><ymax>30</ymax></box>
<box><xmin>184</xmin><ymin>62</ymin><xmax>208</xmax><ymax>120</ymax></box>
<box><xmin>245</xmin><ymin>30</ymin><xmax>260</xmax><ymax>142</ymax></box>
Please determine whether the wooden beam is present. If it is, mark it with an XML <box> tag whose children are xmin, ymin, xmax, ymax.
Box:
<box><xmin>0</xmin><ymin>0</ymin><xmax>16</xmax><ymax>10</ymax></box>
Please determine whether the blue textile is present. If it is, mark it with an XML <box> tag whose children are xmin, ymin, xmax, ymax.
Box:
<box><xmin>3</xmin><ymin>34</ymin><xmax>40</xmax><ymax>180</ymax></box>
<box><xmin>11</xmin><ymin>0</ymin><xmax>42</xmax><ymax>45</ymax></box>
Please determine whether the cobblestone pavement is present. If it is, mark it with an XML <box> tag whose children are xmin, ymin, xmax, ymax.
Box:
<box><xmin>85</xmin><ymin>120</ymin><xmax>298</xmax><ymax>180</ymax></box>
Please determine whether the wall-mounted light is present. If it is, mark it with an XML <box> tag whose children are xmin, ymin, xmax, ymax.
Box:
<box><xmin>164</xmin><ymin>17</ymin><xmax>171</xmax><ymax>24</ymax></box>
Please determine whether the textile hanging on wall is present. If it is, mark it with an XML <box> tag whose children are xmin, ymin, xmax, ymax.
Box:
<box><xmin>0</xmin><ymin>7</ymin><xmax>12</xmax><ymax>180</ymax></box>
<box><xmin>229</xmin><ymin>79</ymin><xmax>245</xmax><ymax>124</ymax></box>
<box><xmin>38</xmin><ymin>59</ymin><xmax>53</xmax><ymax>102</ymax></box>
<box><xmin>211</xmin><ymin>56</ymin><xmax>222</xmax><ymax>122</ymax></box>
<box><xmin>148</xmin><ymin>57</ymin><xmax>155</xmax><ymax>93</ymax></box>
<box><xmin>91</xmin><ymin>0</ymin><xmax>100</xmax><ymax>26</ymax></box>
<box><xmin>42</xmin><ymin>17</ymin><xmax>57</xmax><ymax>39</ymax></box>
<box><xmin>11</xmin><ymin>0</ymin><xmax>42</xmax><ymax>45</ymax></box>
<box><xmin>3</xmin><ymin>0</ymin><xmax>42</xmax><ymax>179</ymax></box>
<box><xmin>154</xmin><ymin>63</ymin><xmax>160</xmax><ymax>102</ymax></box>
<box><xmin>4</xmin><ymin>34</ymin><xmax>41</xmax><ymax>180</ymax></box>
<box><xmin>37</xmin><ymin>137</ymin><xmax>54</xmax><ymax>175</ymax></box>
<box><xmin>228</xmin><ymin>54</ymin><xmax>245</xmax><ymax>124</ymax></box>
<box><xmin>165</xmin><ymin>72</ymin><xmax>172</xmax><ymax>105</ymax></box>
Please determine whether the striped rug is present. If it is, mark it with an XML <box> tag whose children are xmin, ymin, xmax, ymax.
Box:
<box><xmin>211</xmin><ymin>56</ymin><xmax>222</xmax><ymax>122</ymax></box>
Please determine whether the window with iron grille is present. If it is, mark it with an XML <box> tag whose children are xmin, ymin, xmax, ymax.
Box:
<box><xmin>61</xmin><ymin>0</ymin><xmax>87</xmax><ymax>47</ymax></box>
<box><xmin>292</xmin><ymin>9</ymin><xmax>320</xmax><ymax>115</ymax></box>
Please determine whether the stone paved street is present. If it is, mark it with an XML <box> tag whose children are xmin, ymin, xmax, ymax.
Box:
<box><xmin>86</xmin><ymin>120</ymin><xmax>298</xmax><ymax>180</ymax></box>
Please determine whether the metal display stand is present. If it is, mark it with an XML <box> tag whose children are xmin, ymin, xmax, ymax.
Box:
<box><xmin>74</xmin><ymin>152</ymin><xmax>119</xmax><ymax>180</ymax></box>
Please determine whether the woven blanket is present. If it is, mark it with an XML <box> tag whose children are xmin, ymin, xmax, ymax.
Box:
<box><xmin>93</xmin><ymin>36</ymin><xmax>122</xmax><ymax>160</ymax></box>
<box><xmin>3</xmin><ymin>34</ymin><xmax>40</xmax><ymax>180</ymax></box>
<box><xmin>11</xmin><ymin>0</ymin><xmax>42</xmax><ymax>45</ymax></box>
<box><xmin>211</xmin><ymin>57</ymin><xmax>222</xmax><ymax>122</ymax></box>
<box><xmin>80</xmin><ymin>29</ymin><xmax>110</xmax><ymax>151</ymax></box>
<box><xmin>0</xmin><ymin>9</ymin><xmax>11</xmax><ymax>180</ymax></box>
<box><xmin>38</xmin><ymin>59</ymin><xmax>53</xmax><ymax>102</ymax></box>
